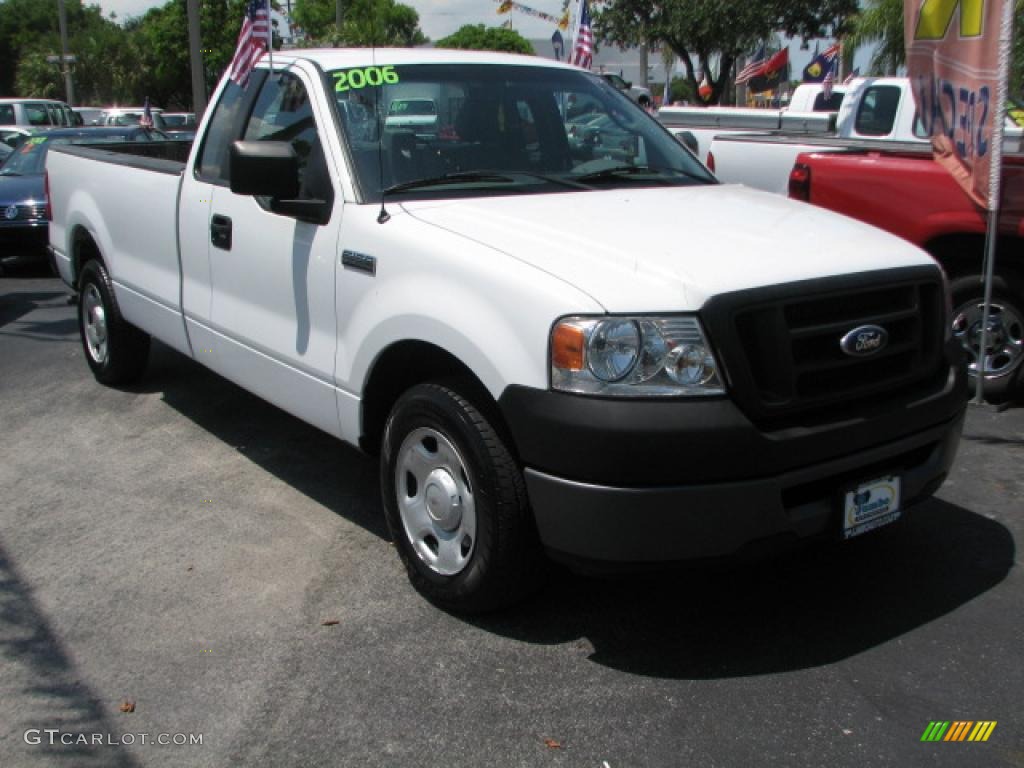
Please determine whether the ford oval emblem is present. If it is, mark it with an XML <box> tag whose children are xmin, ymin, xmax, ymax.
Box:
<box><xmin>4</xmin><ymin>204</ymin><xmax>17</xmax><ymax>221</ymax></box>
<box><xmin>840</xmin><ymin>325</ymin><xmax>888</xmax><ymax>357</ymax></box>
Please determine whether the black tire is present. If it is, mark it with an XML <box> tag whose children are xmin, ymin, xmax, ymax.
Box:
<box><xmin>950</xmin><ymin>274</ymin><xmax>1024</xmax><ymax>403</ymax></box>
<box><xmin>77</xmin><ymin>259</ymin><xmax>150</xmax><ymax>385</ymax></box>
<box><xmin>381</xmin><ymin>382</ymin><xmax>545</xmax><ymax>613</ymax></box>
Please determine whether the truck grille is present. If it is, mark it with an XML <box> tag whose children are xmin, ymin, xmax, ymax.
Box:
<box><xmin>703</xmin><ymin>268</ymin><xmax>947</xmax><ymax>426</ymax></box>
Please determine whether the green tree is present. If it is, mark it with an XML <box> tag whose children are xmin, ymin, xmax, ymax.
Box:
<box><xmin>129</xmin><ymin>1</ymin><xmax>282</xmax><ymax>110</ymax></box>
<box><xmin>0</xmin><ymin>0</ymin><xmax>124</xmax><ymax>98</ymax></box>
<box><xmin>594</xmin><ymin>0</ymin><xmax>858</xmax><ymax>105</ymax></box>
<box><xmin>292</xmin><ymin>0</ymin><xmax>426</xmax><ymax>46</ymax></box>
<box><xmin>845</xmin><ymin>0</ymin><xmax>904</xmax><ymax>76</ymax></box>
<box><xmin>435</xmin><ymin>24</ymin><xmax>534</xmax><ymax>55</ymax></box>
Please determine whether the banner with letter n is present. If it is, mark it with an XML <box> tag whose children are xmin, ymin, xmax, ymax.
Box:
<box><xmin>904</xmin><ymin>0</ymin><xmax>1014</xmax><ymax>210</ymax></box>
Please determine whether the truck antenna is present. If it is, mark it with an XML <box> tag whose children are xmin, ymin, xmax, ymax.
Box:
<box><xmin>372</xmin><ymin>17</ymin><xmax>390</xmax><ymax>223</ymax></box>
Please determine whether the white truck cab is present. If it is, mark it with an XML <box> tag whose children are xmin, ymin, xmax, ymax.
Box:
<box><xmin>47</xmin><ymin>50</ymin><xmax>966</xmax><ymax>612</ymax></box>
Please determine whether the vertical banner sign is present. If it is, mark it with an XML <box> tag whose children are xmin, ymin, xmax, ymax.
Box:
<box><xmin>904</xmin><ymin>0</ymin><xmax>1013</xmax><ymax>209</ymax></box>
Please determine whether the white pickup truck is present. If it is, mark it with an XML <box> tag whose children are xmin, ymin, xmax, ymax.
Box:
<box><xmin>48</xmin><ymin>49</ymin><xmax>966</xmax><ymax>612</ymax></box>
<box><xmin>671</xmin><ymin>77</ymin><xmax>1024</xmax><ymax>195</ymax></box>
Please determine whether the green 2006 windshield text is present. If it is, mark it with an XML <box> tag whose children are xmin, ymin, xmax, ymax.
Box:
<box><xmin>333</xmin><ymin>66</ymin><xmax>400</xmax><ymax>92</ymax></box>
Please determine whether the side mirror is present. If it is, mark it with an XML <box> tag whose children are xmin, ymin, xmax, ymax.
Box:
<box><xmin>229</xmin><ymin>141</ymin><xmax>300</xmax><ymax>198</ymax></box>
<box><xmin>229</xmin><ymin>140</ymin><xmax>331</xmax><ymax>225</ymax></box>
<box><xmin>624</xmin><ymin>80</ymin><xmax>633</xmax><ymax>89</ymax></box>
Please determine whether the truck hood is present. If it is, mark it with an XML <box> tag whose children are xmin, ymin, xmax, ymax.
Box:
<box><xmin>402</xmin><ymin>184</ymin><xmax>936</xmax><ymax>312</ymax></box>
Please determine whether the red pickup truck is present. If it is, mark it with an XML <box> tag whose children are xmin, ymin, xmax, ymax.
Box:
<box><xmin>789</xmin><ymin>147</ymin><xmax>1024</xmax><ymax>401</ymax></box>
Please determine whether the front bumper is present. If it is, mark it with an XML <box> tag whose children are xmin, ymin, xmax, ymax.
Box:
<box><xmin>499</xmin><ymin>349</ymin><xmax>966</xmax><ymax>567</ymax></box>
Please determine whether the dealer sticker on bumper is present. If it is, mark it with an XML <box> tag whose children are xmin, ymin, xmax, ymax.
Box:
<box><xmin>843</xmin><ymin>475</ymin><xmax>901</xmax><ymax>539</ymax></box>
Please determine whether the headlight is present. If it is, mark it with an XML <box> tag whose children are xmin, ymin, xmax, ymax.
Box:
<box><xmin>551</xmin><ymin>316</ymin><xmax>725</xmax><ymax>396</ymax></box>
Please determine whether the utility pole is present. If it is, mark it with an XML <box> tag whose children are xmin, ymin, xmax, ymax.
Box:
<box><xmin>186</xmin><ymin>0</ymin><xmax>207</xmax><ymax>120</ymax></box>
<box><xmin>57</xmin><ymin>0</ymin><xmax>75</xmax><ymax>105</ymax></box>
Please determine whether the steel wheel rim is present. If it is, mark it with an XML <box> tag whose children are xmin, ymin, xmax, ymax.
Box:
<box><xmin>82</xmin><ymin>284</ymin><xmax>108</xmax><ymax>365</ymax></box>
<box><xmin>952</xmin><ymin>299</ymin><xmax>1024</xmax><ymax>380</ymax></box>
<box><xmin>395</xmin><ymin>426</ymin><xmax>477</xmax><ymax>576</ymax></box>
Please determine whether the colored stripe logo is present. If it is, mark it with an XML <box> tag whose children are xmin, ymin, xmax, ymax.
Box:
<box><xmin>921</xmin><ymin>721</ymin><xmax>997</xmax><ymax>742</ymax></box>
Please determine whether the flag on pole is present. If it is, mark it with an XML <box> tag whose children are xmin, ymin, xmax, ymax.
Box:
<box><xmin>139</xmin><ymin>96</ymin><xmax>153</xmax><ymax>129</ymax></box>
<box><xmin>746</xmin><ymin>48</ymin><xmax>789</xmax><ymax>94</ymax></box>
<box><xmin>822</xmin><ymin>67</ymin><xmax>835</xmax><ymax>100</ymax></box>
<box><xmin>228</xmin><ymin>0</ymin><xmax>271</xmax><ymax>87</ymax></box>
<box><xmin>571</xmin><ymin>0</ymin><xmax>594</xmax><ymax>70</ymax></box>
<box><xmin>904</xmin><ymin>0</ymin><xmax>1013</xmax><ymax>209</ymax></box>
<box><xmin>843</xmin><ymin>68</ymin><xmax>860</xmax><ymax>85</ymax></box>
<box><xmin>735</xmin><ymin>44</ymin><xmax>766</xmax><ymax>85</ymax></box>
<box><xmin>802</xmin><ymin>43</ymin><xmax>840</xmax><ymax>83</ymax></box>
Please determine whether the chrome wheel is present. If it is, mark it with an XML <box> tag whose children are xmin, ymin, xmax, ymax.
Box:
<box><xmin>394</xmin><ymin>426</ymin><xmax>477</xmax><ymax>576</ymax></box>
<box><xmin>82</xmin><ymin>283</ymin><xmax>108</xmax><ymax>365</ymax></box>
<box><xmin>952</xmin><ymin>299</ymin><xmax>1024</xmax><ymax>380</ymax></box>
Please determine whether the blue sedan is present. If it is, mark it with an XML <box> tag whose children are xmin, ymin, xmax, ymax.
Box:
<box><xmin>0</xmin><ymin>126</ymin><xmax>168</xmax><ymax>261</ymax></box>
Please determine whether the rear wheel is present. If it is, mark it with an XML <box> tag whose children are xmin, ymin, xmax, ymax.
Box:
<box><xmin>78</xmin><ymin>259</ymin><xmax>150</xmax><ymax>385</ymax></box>
<box><xmin>950</xmin><ymin>275</ymin><xmax>1024</xmax><ymax>403</ymax></box>
<box><xmin>381</xmin><ymin>382</ymin><xmax>545</xmax><ymax>612</ymax></box>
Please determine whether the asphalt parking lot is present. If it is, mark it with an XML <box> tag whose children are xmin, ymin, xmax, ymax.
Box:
<box><xmin>1</xmin><ymin>259</ymin><xmax>1021</xmax><ymax>768</ymax></box>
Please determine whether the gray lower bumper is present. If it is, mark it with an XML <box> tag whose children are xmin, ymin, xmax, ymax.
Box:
<box><xmin>525</xmin><ymin>409</ymin><xmax>965</xmax><ymax>566</ymax></box>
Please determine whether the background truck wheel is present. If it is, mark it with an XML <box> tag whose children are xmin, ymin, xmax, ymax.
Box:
<box><xmin>381</xmin><ymin>382</ymin><xmax>545</xmax><ymax>613</ymax></box>
<box><xmin>78</xmin><ymin>259</ymin><xmax>150</xmax><ymax>385</ymax></box>
<box><xmin>950</xmin><ymin>275</ymin><xmax>1024</xmax><ymax>403</ymax></box>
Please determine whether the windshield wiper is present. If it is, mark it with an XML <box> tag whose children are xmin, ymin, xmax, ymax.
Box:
<box><xmin>383</xmin><ymin>170</ymin><xmax>516</xmax><ymax>196</ymax></box>
<box><xmin>573</xmin><ymin>164</ymin><xmax>707</xmax><ymax>185</ymax></box>
<box><xmin>0</xmin><ymin>171</ymin><xmax>22</xmax><ymax>176</ymax></box>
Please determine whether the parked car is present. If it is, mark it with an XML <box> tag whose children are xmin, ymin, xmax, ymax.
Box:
<box><xmin>675</xmin><ymin>77</ymin><xmax>1023</xmax><ymax>196</ymax></box>
<box><xmin>162</xmin><ymin>112</ymin><xmax>196</xmax><ymax>128</ymax></box>
<box><xmin>72</xmin><ymin>107</ymin><xmax>105</xmax><ymax>126</ymax></box>
<box><xmin>1</xmin><ymin>127</ymin><xmax>33</xmax><ymax>161</ymax></box>
<box><xmin>48</xmin><ymin>48</ymin><xmax>965</xmax><ymax>612</ymax></box>
<box><xmin>0</xmin><ymin>126</ymin><xmax>168</xmax><ymax>259</ymax></box>
<box><xmin>600</xmin><ymin>72</ymin><xmax>652</xmax><ymax>107</ymax></box>
<box><xmin>0</xmin><ymin>98</ymin><xmax>75</xmax><ymax>128</ymax></box>
<box><xmin>384</xmin><ymin>98</ymin><xmax>438</xmax><ymax>134</ymax></box>
<box><xmin>98</xmin><ymin>106</ymin><xmax>167</xmax><ymax>130</ymax></box>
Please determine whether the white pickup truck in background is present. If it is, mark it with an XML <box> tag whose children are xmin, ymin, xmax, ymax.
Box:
<box><xmin>663</xmin><ymin>77</ymin><xmax>1024</xmax><ymax>195</ymax></box>
<box><xmin>47</xmin><ymin>50</ymin><xmax>966</xmax><ymax>612</ymax></box>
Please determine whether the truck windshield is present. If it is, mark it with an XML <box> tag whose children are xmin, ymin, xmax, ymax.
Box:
<box><xmin>326</xmin><ymin>63</ymin><xmax>715</xmax><ymax>201</ymax></box>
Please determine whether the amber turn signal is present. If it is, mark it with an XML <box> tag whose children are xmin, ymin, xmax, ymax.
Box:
<box><xmin>551</xmin><ymin>323</ymin><xmax>585</xmax><ymax>371</ymax></box>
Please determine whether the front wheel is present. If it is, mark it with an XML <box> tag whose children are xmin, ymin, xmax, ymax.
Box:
<box><xmin>381</xmin><ymin>382</ymin><xmax>545</xmax><ymax>612</ymax></box>
<box><xmin>78</xmin><ymin>259</ymin><xmax>150</xmax><ymax>385</ymax></box>
<box><xmin>950</xmin><ymin>275</ymin><xmax>1024</xmax><ymax>403</ymax></box>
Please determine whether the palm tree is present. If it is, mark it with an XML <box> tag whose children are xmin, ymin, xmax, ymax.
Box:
<box><xmin>846</xmin><ymin>0</ymin><xmax>904</xmax><ymax>76</ymax></box>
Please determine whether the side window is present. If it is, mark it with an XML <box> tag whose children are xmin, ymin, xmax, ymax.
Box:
<box><xmin>855</xmin><ymin>85</ymin><xmax>901</xmax><ymax>136</ymax></box>
<box><xmin>195</xmin><ymin>74</ymin><xmax>263</xmax><ymax>184</ymax></box>
<box><xmin>0</xmin><ymin>105</ymin><xmax>14</xmax><ymax>125</ymax></box>
<box><xmin>26</xmin><ymin>105</ymin><xmax>49</xmax><ymax>126</ymax></box>
<box><xmin>243</xmin><ymin>72</ymin><xmax>331</xmax><ymax>203</ymax></box>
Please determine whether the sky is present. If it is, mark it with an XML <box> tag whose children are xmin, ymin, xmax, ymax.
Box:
<box><xmin>94</xmin><ymin>0</ymin><xmax>871</xmax><ymax>76</ymax></box>
<box><xmin>93</xmin><ymin>0</ymin><xmax>565</xmax><ymax>38</ymax></box>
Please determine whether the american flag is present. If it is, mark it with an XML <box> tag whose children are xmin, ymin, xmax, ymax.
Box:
<box><xmin>822</xmin><ymin>68</ymin><xmax>835</xmax><ymax>100</ymax></box>
<box><xmin>572</xmin><ymin>0</ymin><xmax>593</xmax><ymax>70</ymax></box>
<box><xmin>228</xmin><ymin>0</ymin><xmax>271</xmax><ymax>87</ymax></box>
<box><xmin>735</xmin><ymin>44</ymin><xmax>766</xmax><ymax>85</ymax></box>
<box><xmin>139</xmin><ymin>96</ymin><xmax>153</xmax><ymax>129</ymax></box>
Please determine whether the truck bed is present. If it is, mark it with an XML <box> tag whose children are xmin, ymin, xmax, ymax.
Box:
<box><xmin>47</xmin><ymin>141</ymin><xmax>194</xmax><ymax>355</ymax></box>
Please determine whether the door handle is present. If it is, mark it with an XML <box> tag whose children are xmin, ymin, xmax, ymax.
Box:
<box><xmin>211</xmin><ymin>214</ymin><xmax>232</xmax><ymax>250</ymax></box>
